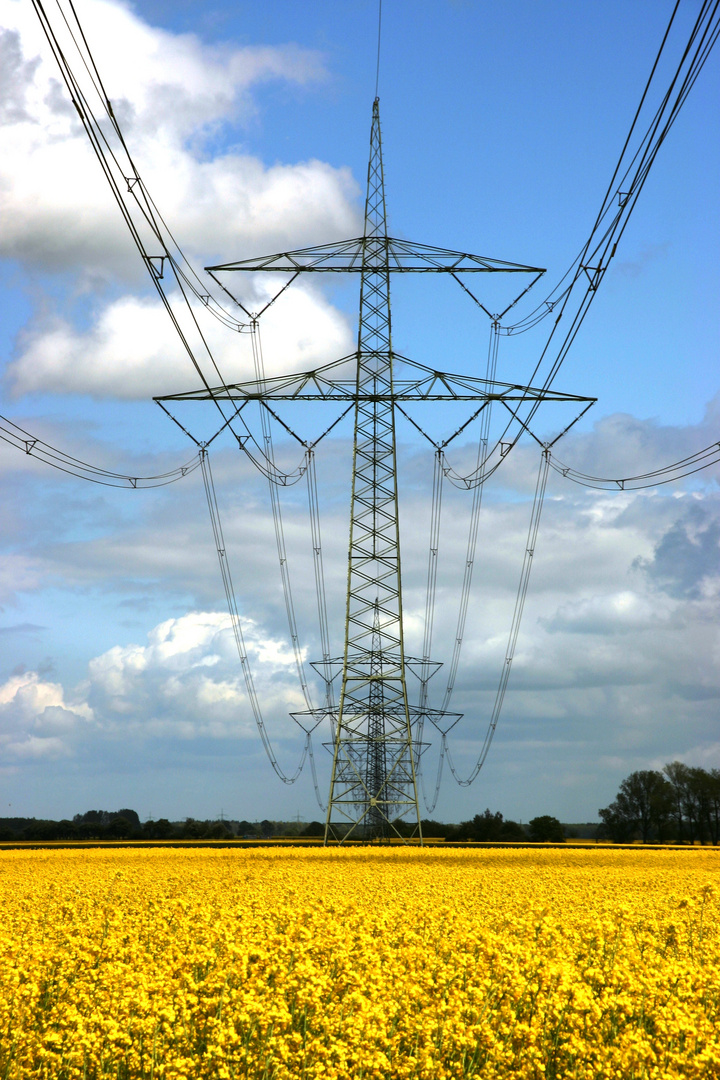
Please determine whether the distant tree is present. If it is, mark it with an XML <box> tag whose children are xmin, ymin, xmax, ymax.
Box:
<box><xmin>683</xmin><ymin>766</ymin><xmax>720</xmax><ymax>845</ymax></box>
<box><xmin>236</xmin><ymin>821</ymin><xmax>258</xmax><ymax>838</ymax></box>
<box><xmin>113</xmin><ymin>809</ymin><xmax>140</xmax><ymax>829</ymax></box>
<box><xmin>259</xmin><ymin>819</ymin><xmax>274</xmax><ymax>839</ymax></box>
<box><xmin>180</xmin><ymin>818</ymin><xmax>205</xmax><ymax>839</ymax></box>
<box><xmin>707</xmin><ymin>769</ymin><xmax>720</xmax><ymax>845</ymax></box>
<box><xmin>106</xmin><ymin>816</ymin><xmax>132</xmax><ymax>839</ymax></box>
<box><xmin>74</xmin><ymin>810</ymin><xmax>110</xmax><ymax>836</ymax></box>
<box><xmin>301</xmin><ymin>821</ymin><xmax>325</xmax><ymax>837</ymax></box>
<box><xmin>663</xmin><ymin>762</ymin><xmax>694</xmax><ymax>842</ymax></box>
<box><xmin>203</xmin><ymin>821</ymin><xmax>232</xmax><ymax>839</ymax></box>
<box><xmin>599</xmin><ymin>769</ymin><xmax>674</xmax><ymax>843</ymax></box>
<box><xmin>448</xmin><ymin>809</ymin><xmax>525</xmax><ymax>842</ymax></box>
<box><xmin>598</xmin><ymin>802</ymin><xmax>636</xmax><ymax>843</ymax></box>
<box><xmin>21</xmin><ymin>819</ymin><xmax>66</xmax><ymax>841</ymax></box>
<box><xmin>528</xmin><ymin>815</ymin><xmax>564</xmax><ymax>843</ymax></box>
<box><xmin>474</xmin><ymin>810</ymin><xmax>505</xmax><ymax>841</ymax></box>
<box><xmin>419</xmin><ymin>819</ymin><xmax>446</xmax><ymax>839</ymax></box>
<box><xmin>279</xmin><ymin>821</ymin><xmax>303</xmax><ymax>837</ymax></box>
<box><xmin>499</xmin><ymin>819</ymin><xmax>527</xmax><ymax>841</ymax></box>
<box><xmin>142</xmin><ymin>818</ymin><xmax>175</xmax><ymax>840</ymax></box>
<box><xmin>0</xmin><ymin>818</ymin><xmax>35</xmax><ymax>835</ymax></box>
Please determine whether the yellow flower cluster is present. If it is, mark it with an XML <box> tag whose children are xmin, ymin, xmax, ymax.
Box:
<box><xmin>1</xmin><ymin>846</ymin><xmax>718</xmax><ymax>1078</ymax></box>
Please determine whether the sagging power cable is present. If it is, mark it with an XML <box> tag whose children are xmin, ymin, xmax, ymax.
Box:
<box><xmin>249</xmin><ymin>321</ymin><xmax>317</xmax><ymax>714</ymax></box>
<box><xmin>548</xmin><ymin>440</ymin><xmax>720</xmax><ymax>490</ymax></box>
<box><xmin>199</xmin><ymin>447</ymin><xmax>309</xmax><ymax>784</ymax></box>
<box><xmin>33</xmin><ymin>0</ymin><xmax>308</xmax><ymax>490</ymax></box>
<box><xmin>442</xmin><ymin>0</ymin><xmax>720</xmax><ymax>488</ymax></box>
<box><xmin>445</xmin><ymin>449</ymin><xmax>551</xmax><ymax>786</ymax></box>
<box><xmin>0</xmin><ymin>413</ymin><xmax>201</xmax><ymax>488</ymax></box>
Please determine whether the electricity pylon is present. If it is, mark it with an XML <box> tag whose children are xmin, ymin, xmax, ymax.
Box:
<box><xmin>158</xmin><ymin>98</ymin><xmax>593</xmax><ymax>843</ymax></box>
<box><xmin>324</xmin><ymin>101</ymin><xmax>418</xmax><ymax>842</ymax></box>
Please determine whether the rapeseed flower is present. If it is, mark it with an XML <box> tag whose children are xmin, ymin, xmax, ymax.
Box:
<box><xmin>0</xmin><ymin>846</ymin><xmax>718</xmax><ymax>1077</ymax></box>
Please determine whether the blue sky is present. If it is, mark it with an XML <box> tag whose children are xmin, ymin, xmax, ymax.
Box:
<box><xmin>0</xmin><ymin>0</ymin><xmax>718</xmax><ymax>825</ymax></box>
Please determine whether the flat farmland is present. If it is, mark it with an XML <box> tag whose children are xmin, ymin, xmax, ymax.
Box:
<box><xmin>1</xmin><ymin>847</ymin><xmax>718</xmax><ymax>1078</ymax></box>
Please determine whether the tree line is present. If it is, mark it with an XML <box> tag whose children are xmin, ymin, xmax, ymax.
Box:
<box><xmin>0</xmin><ymin>810</ymin><xmax>271</xmax><ymax>842</ymax></box>
<box><xmin>598</xmin><ymin>762</ymin><xmax>720</xmax><ymax>844</ymax></box>
<box><xmin>7</xmin><ymin>765</ymin><xmax>717</xmax><ymax>844</ymax></box>
<box><xmin>0</xmin><ymin>808</ymin><xmax>571</xmax><ymax>843</ymax></box>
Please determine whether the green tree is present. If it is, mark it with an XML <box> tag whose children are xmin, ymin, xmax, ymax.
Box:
<box><xmin>707</xmin><ymin>769</ymin><xmax>720</xmax><ymax>845</ymax></box>
<box><xmin>142</xmin><ymin>818</ymin><xmax>175</xmax><ymax>840</ymax></box>
<box><xmin>114</xmin><ymin>809</ymin><xmax>140</xmax><ymax>829</ymax></box>
<box><xmin>203</xmin><ymin>821</ymin><xmax>232</xmax><ymax>839</ymax></box>
<box><xmin>419</xmin><ymin>819</ymin><xmax>446</xmax><ymax>838</ymax></box>
<box><xmin>499</xmin><ymin>819</ymin><xmax>527</xmax><ymax>841</ymax></box>
<box><xmin>180</xmin><ymin>818</ymin><xmax>204</xmax><ymax>839</ymax></box>
<box><xmin>687</xmin><ymin>766</ymin><xmax>720</xmax><ymax>845</ymax></box>
<box><xmin>449</xmin><ymin>810</ymin><xmax>525</xmax><ymax>842</ymax></box>
<box><xmin>528</xmin><ymin>815</ymin><xmax>564</xmax><ymax>843</ymax></box>
<box><xmin>106</xmin><ymin>816</ymin><xmax>132</xmax><ymax>839</ymax></box>
<box><xmin>663</xmin><ymin>761</ymin><xmax>693</xmax><ymax>842</ymax></box>
<box><xmin>599</xmin><ymin>770</ymin><xmax>673</xmax><ymax>843</ymax></box>
<box><xmin>598</xmin><ymin>800</ymin><xmax>635</xmax><ymax>842</ymax></box>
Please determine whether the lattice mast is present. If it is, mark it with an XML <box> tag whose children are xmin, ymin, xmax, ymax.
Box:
<box><xmin>158</xmin><ymin>100</ymin><xmax>595</xmax><ymax>847</ymax></box>
<box><xmin>326</xmin><ymin>99</ymin><xmax>420</xmax><ymax>841</ymax></box>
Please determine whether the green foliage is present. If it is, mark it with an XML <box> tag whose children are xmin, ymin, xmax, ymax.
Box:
<box><xmin>599</xmin><ymin>763</ymin><xmax>720</xmax><ymax>844</ymax></box>
<box><xmin>528</xmin><ymin>815</ymin><xmax>565</xmax><ymax>843</ymax></box>
<box><xmin>419</xmin><ymin>819</ymin><xmax>447</xmax><ymax>838</ymax></box>
<box><xmin>448</xmin><ymin>809</ymin><xmax>526</xmax><ymax>842</ymax></box>
<box><xmin>301</xmin><ymin>821</ymin><xmax>326</xmax><ymax>837</ymax></box>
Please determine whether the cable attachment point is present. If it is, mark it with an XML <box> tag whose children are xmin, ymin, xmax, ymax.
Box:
<box><xmin>581</xmin><ymin>264</ymin><xmax>604</xmax><ymax>291</ymax></box>
<box><xmin>145</xmin><ymin>255</ymin><xmax>167</xmax><ymax>280</ymax></box>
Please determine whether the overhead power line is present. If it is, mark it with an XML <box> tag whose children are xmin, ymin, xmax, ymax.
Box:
<box><xmin>442</xmin><ymin>0</ymin><xmax>720</xmax><ymax>488</ymax></box>
<box><xmin>548</xmin><ymin>440</ymin><xmax>720</xmax><ymax>491</ymax></box>
<box><xmin>0</xmin><ymin>413</ymin><xmax>201</xmax><ymax>488</ymax></box>
<box><xmin>31</xmin><ymin>0</ymin><xmax>309</xmax><ymax>489</ymax></box>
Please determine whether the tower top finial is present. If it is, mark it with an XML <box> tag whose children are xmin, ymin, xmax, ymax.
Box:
<box><xmin>364</xmin><ymin>96</ymin><xmax>387</xmax><ymax>240</ymax></box>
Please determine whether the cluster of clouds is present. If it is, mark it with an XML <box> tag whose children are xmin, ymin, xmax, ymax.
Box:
<box><xmin>9</xmin><ymin>285</ymin><xmax>354</xmax><ymax>398</ymax></box>
<box><xmin>0</xmin><ymin>611</ymin><xmax>305</xmax><ymax>763</ymax></box>
<box><xmin>0</xmin><ymin>0</ymin><xmax>717</xmax><ymax>819</ymax></box>
<box><xmin>1</xmin><ymin>0</ymin><xmax>359</xmax><ymax>398</ymax></box>
<box><xmin>1</xmin><ymin>418</ymin><xmax>718</xmax><ymax>810</ymax></box>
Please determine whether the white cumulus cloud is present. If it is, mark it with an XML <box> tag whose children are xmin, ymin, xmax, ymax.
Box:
<box><xmin>0</xmin><ymin>670</ymin><xmax>93</xmax><ymax>759</ymax></box>
<box><xmin>0</xmin><ymin>0</ymin><xmax>359</xmax><ymax>280</ymax></box>
<box><xmin>85</xmin><ymin>610</ymin><xmax>309</xmax><ymax>736</ymax></box>
<box><xmin>7</xmin><ymin>281</ymin><xmax>353</xmax><ymax>398</ymax></box>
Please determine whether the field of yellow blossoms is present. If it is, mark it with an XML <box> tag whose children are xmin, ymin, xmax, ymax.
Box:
<box><xmin>1</xmin><ymin>846</ymin><xmax>719</xmax><ymax>1079</ymax></box>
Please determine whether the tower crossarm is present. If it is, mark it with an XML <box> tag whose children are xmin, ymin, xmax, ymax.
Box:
<box><xmin>207</xmin><ymin>238</ymin><xmax>545</xmax><ymax>276</ymax></box>
<box><xmin>156</xmin><ymin>357</ymin><xmax>596</xmax><ymax>406</ymax></box>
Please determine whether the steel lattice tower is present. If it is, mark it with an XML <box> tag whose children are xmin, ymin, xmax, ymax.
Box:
<box><xmin>325</xmin><ymin>100</ymin><xmax>419</xmax><ymax>841</ymax></box>
<box><xmin>159</xmin><ymin>98</ymin><xmax>592</xmax><ymax>844</ymax></box>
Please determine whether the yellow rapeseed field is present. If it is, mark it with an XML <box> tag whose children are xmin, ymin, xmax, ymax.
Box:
<box><xmin>0</xmin><ymin>846</ymin><xmax>718</xmax><ymax>1079</ymax></box>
